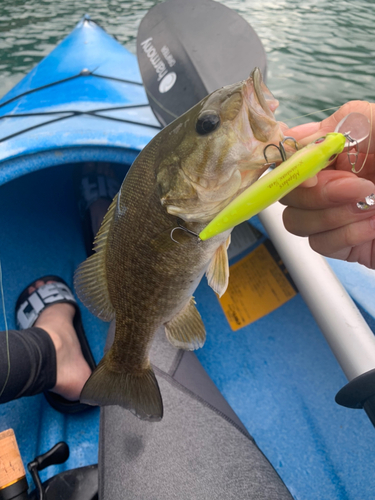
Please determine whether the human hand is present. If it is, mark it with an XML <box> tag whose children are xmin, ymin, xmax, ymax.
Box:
<box><xmin>280</xmin><ymin>100</ymin><xmax>375</xmax><ymax>268</ymax></box>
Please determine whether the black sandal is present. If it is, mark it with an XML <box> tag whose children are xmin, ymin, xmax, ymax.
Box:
<box><xmin>75</xmin><ymin>163</ymin><xmax>121</xmax><ymax>256</ymax></box>
<box><xmin>15</xmin><ymin>275</ymin><xmax>96</xmax><ymax>414</ymax></box>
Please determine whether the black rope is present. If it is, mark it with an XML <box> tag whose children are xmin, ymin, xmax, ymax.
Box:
<box><xmin>85</xmin><ymin>112</ymin><xmax>161</xmax><ymax>129</ymax></box>
<box><xmin>0</xmin><ymin>104</ymin><xmax>153</xmax><ymax>119</ymax></box>
<box><xmin>0</xmin><ymin>72</ymin><xmax>163</xmax><ymax>141</ymax></box>
<box><xmin>82</xmin><ymin>103</ymin><xmax>148</xmax><ymax>113</ymax></box>
<box><xmin>0</xmin><ymin>70</ymin><xmax>144</xmax><ymax>112</ymax></box>
<box><xmin>0</xmin><ymin>107</ymin><xmax>162</xmax><ymax>143</ymax></box>
<box><xmin>0</xmin><ymin>74</ymin><xmax>82</xmax><ymax>111</ymax></box>
<box><xmin>92</xmin><ymin>73</ymin><xmax>143</xmax><ymax>86</ymax></box>
<box><xmin>1</xmin><ymin>111</ymin><xmax>74</xmax><ymax>117</ymax></box>
<box><xmin>0</xmin><ymin>114</ymin><xmax>76</xmax><ymax>143</ymax></box>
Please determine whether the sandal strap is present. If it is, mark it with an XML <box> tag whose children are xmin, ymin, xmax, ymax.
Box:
<box><xmin>16</xmin><ymin>282</ymin><xmax>77</xmax><ymax>330</ymax></box>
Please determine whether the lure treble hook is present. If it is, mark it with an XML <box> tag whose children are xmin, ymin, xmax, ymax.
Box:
<box><xmin>263</xmin><ymin>136</ymin><xmax>299</xmax><ymax>167</ymax></box>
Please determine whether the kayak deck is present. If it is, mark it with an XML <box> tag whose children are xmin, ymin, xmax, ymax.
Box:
<box><xmin>1</xmin><ymin>164</ymin><xmax>374</xmax><ymax>497</ymax></box>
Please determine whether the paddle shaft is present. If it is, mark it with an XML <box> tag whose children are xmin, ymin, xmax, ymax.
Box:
<box><xmin>260</xmin><ymin>203</ymin><xmax>375</xmax><ymax>426</ymax></box>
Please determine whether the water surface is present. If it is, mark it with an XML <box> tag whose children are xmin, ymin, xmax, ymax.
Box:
<box><xmin>0</xmin><ymin>0</ymin><xmax>374</xmax><ymax>125</ymax></box>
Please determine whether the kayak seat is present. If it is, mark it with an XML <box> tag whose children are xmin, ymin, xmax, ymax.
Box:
<box><xmin>99</xmin><ymin>323</ymin><xmax>293</xmax><ymax>500</ymax></box>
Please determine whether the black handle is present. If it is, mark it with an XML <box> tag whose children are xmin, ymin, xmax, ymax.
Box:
<box><xmin>34</xmin><ymin>442</ymin><xmax>69</xmax><ymax>471</ymax></box>
<box><xmin>28</xmin><ymin>442</ymin><xmax>70</xmax><ymax>500</ymax></box>
<box><xmin>336</xmin><ymin>369</ymin><xmax>375</xmax><ymax>428</ymax></box>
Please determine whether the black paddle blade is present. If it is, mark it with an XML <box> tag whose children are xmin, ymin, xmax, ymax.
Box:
<box><xmin>137</xmin><ymin>0</ymin><xmax>267</xmax><ymax>126</ymax></box>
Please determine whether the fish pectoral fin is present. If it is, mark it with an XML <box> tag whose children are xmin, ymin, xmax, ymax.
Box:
<box><xmin>80</xmin><ymin>351</ymin><xmax>163</xmax><ymax>422</ymax></box>
<box><xmin>225</xmin><ymin>234</ymin><xmax>231</xmax><ymax>249</ymax></box>
<box><xmin>206</xmin><ymin>237</ymin><xmax>230</xmax><ymax>297</ymax></box>
<box><xmin>165</xmin><ymin>297</ymin><xmax>206</xmax><ymax>351</ymax></box>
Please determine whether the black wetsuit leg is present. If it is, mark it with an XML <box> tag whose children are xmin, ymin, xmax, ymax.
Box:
<box><xmin>0</xmin><ymin>327</ymin><xmax>56</xmax><ymax>404</ymax></box>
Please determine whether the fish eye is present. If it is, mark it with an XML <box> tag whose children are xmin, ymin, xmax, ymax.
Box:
<box><xmin>196</xmin><ymin>112</ymin><xmax>220</xmax><ymax>135</ymax></box>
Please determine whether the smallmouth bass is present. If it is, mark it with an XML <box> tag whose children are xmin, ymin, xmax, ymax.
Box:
<box><xmin>74</xmin><ymin>68</ymin><xmax>294</xmax><ymax>421</ymax></box>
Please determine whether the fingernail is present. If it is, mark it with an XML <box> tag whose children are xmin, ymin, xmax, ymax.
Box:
<box><xmin>301</xmin><ymin>175</ymin><xmax>318</xmax><ymax>188</ymax></box>
<box><xmin>370</xmin><ymin>216</ymin><xmax>375</xmax><ymax>230</ymax></box>
<box><xmin>356</xmin><ymin>193</ymin><xmax>375</xmax><ymax>213</ymax></box>
<box><xmin>359</xmin><ymin>177</ymin><xmax>375</xmax><ymax>190</ymax></box>
<box><xmin>326</xmin><ymin>178</ymin><xmax>375</xmax><ymax>203</ymax></box>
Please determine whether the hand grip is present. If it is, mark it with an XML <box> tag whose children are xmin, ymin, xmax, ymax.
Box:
<box><xmin>34</xmin><ymin>442</ymin><xmax>69</xmax><ymax>471</ymax></box>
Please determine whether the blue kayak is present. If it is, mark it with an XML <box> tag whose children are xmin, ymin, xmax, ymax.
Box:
<box><xmin>1</xmin><ymin>15</ymin><xmax>375</xmax><ymax>500</ymax></box>
<box><xmin>0</xmin><ymin>14</ymin><xmax>160</xmax><ymax>487</ymax></box>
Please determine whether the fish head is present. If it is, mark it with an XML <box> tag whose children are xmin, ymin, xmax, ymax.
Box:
<box><xmin>156</xmin><ymin>67</ymin><xmax>296</xmax><ymax>223</ymax></box>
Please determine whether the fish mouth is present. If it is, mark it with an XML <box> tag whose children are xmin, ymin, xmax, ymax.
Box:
<box><xmin>244</xmin><ymin>69</ymin><xmax>279</xmax><ymax>145</ymax></box>
<box><xmin>248</xmin><ymin>68</ymin><xmax>298</xmax><ymax>160</ymax></box>
<box><xmin>241</xmin><ymin>68</ymin><xmax>290</xmax><ymax>163</ymax></box>
<box><xmin>251</xmin><ymin>67</ymin><xmax>275</xmax><ymax>119</ymax></box>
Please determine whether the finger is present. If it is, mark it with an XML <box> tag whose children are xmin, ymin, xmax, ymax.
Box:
<box><xmin>284</xmin><ymin>101</ymin><xmax>373</xmax><ymax>147</ymax></box>
<box><xmin>283</xmin><ymin>203</ymin><xmax>375</xmax><ymax>237</ymax></box>
<box><xmin>285</xmin><ymin>121</ymin><xmax>338</xmax><ymax>146</ymax></box>
<box><xmin>280</xmin><ymin>170</ymin><xmax>375</xmax><ymax>209</ymax></box>
<box><xmin>299</xmin><ymin>175</ymin><xmax>318</xmax><ymax>188</ymax></box>
<box><xmin>319</xmin><ymin>240</ymin><xmax>375</xmax><ymax>269</ymax></box>
<box><xmin>334</xmin><ymin>153</ymin><xmax>375</xmax><ymax>187</ymax></box>
<box><xmin>319</xmin><ymin>100</ymin><xmax>372</xmax><ymax>134</ymax></box>
<box><xmin>283</xmin><ymin>122</ymin><xmax>321</xmax><ymax>143</ymax></box>
<box><xmin>345</xmin><ymin>240</ymin><xmax>375</xmax><ymax>269</ymax></box>
<box><xmin>309</xmin><ymin>216</ymin><xmax>375</xmax><ymax>257</ymax></box>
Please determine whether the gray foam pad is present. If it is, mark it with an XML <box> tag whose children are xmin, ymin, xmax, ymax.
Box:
<box><xmin>99</xmin><ymin>324</ymin><xmax>292</xmax><ymax>500</ymax></box>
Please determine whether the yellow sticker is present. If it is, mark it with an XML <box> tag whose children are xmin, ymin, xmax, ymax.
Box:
<box><xmin>219</xmin><ymin>242</ymin><xmax>297</xmax><ymax>331</ymax></box>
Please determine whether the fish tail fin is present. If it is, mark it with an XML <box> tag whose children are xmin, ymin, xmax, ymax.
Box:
<box><xmin>80</xmin><ymin>352</ymin><xmax>163</xmax><ymax>421</ymax></box>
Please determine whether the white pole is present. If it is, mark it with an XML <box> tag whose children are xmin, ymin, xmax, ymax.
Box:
<box><xmin>259</xmin><ymin>202</ymin><xmax>375</xmax><ymax>382</ymax></box>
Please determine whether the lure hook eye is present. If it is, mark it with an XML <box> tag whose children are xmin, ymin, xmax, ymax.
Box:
<box><xmin>314</xmin><ymin>137</ymin><xmax>326</xmax><ymax>144</ymax></box>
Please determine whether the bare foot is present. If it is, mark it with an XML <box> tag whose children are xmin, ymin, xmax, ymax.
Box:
<box><xmin>30</xmin><ymin>280</ymin><xmax>92</xmax><ymax>401</ymax></box>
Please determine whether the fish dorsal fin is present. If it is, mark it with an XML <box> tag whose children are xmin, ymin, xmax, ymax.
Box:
<box><xmin>206</xmin><ymin>236</ymin><xmax>230</xmax><ymax>297</ymax></box>
<box><xmin>165</xmin><ymin>297</ymin><xmax>206</xmax><ymax>350</ymax></box>
<box><xmin>74</xmin><ymin>193</ymin><xmax>118</xmax><ymax>321</ymax></box>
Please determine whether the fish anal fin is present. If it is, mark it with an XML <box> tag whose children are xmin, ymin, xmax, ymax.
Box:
<box><xmin>206</xmin><ymin>239</ymin><xmax>230</xmax><ymax>297</ymax></box>
<box><xmin>74</xmin><ymin>194</ymin><xmax>118</xmax><ymax>321</ymax></box>
<box><xmin>80</xmin><ymin>351</ymin><xmax>163</xmax><ymax>422</ymax></box>
<box><xmin>165</xmin><ymin>297</ymin><xmax>206</xmax><ymax>351</ymax></box>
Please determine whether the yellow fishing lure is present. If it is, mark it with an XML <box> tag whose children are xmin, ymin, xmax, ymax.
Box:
<box><xmin>199</xmin><ymin>132</ymin><xmax>347</xmax><ymax>241</ymax></box>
